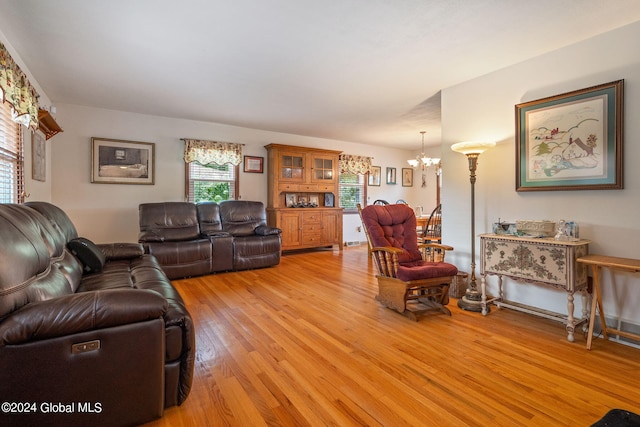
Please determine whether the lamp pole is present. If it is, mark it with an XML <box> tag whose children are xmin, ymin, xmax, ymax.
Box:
<box><xmin>451</xmin><ymin>141</ymin><xmax>495</xmax><ymax>313</ymax></box>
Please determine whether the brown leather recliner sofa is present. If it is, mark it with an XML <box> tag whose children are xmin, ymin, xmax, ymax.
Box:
<box><xmin>0</xmin><ymin>202</ymin><xmax>194</xmax><ymax>427</ymax></box>
<box><xmin>138</xmin><ymin>200</ymin><xmax>281</xmax><ymax>280</ymax></box>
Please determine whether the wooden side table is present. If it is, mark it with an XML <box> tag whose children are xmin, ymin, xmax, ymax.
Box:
<box><xmin>480</xmin><ymin>234</ymin><xmax>590</xmax><ymax>342</ymax></box>
<box><xmin>577</xmin><ymin>254</ymin><xmax>640</xmax><ymax>350</ymax></box>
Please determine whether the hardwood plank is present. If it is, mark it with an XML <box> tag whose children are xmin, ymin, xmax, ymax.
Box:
<box><xmin>143</xmin><ymin>246</ymin><xmax>640</xmax><ymax>426</ymax></box>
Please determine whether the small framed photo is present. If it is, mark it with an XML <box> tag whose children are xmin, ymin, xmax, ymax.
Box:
<box><xmin>368</xmin><ymin>165</ymin><xmax>381</xmax><ymax>186</ymax></box>
<box><xmin>91</xmin><ymin>137</ymin><xmax>155</xmax><ymax>185</ymax></box>
<box><xmin>402</xmin><ymin>168</ymin><xmax>413</xmax><ymax>187</ymax></box>
<box><xmin>243</xmin><ymin>155</ymin><xmax>264</xmax><ymax>173</ymax></box>
<box><xmin>309</xmin><ymin>195</ymin><xmax>319</xmax><ymax>207</ymax></box>
<box><xmin>386</xmin><ymin>167</ymin><xmax>396</xmax><ymax>185</ymax></box>
<box><xmin>285</xmin><ymin>193</ymin><xmax>296</xmax><ymax>207</ymax></box>
<box><xmin>324</xmin><ymin>193</ymin><xmax>334</xmax><ymax>207</ymax></box>
<box><xmin>32</xmin><ymin>132</ymin><xmax>46</xmax><ymax>182</ymax></box>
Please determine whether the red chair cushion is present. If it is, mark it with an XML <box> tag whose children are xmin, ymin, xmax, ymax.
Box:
<box><xmin>361</xmin><ymin>204</ymin><xmax>421</xmax><ymax>263</ymax></box>
<box><xmin>397</xmin><ymin>261</ymin><xmax>458</xmax><ymax>282</ymax></box>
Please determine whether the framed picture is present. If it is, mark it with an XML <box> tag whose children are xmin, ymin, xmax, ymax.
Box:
<box><xmin>91</xmin><ymin>137</ymin><xmax>155</xmax><ymax>185</ymax></box>
<box><xmin>285</xmin><ymin>193</ymin><xmax>297</xmax><ymax>207</ymax></box>
<box><xmin>324</xmin><ymin>193</ymin><xmax>334</xmax><ymax>207</ymax></box>
<box><xmin>516</xmin><ymin>80</ymin><xmax>623</xmax><ymax>191</ymax></box>
<box><xmin>309</xmin><ymin>194</ymin><xmax>319</xmax><ymax>207</ymax></box>
<box><xmin>32</xmin><ymin>131</ymin><xmax>46</xmax><ymax>182</ymax></box>
<box><xmin>402</xmin><ymin>168</ymin><xmax>413</xmax><ymax>187</ymax></box>
<box><xmin>386</xmin><ymin>167</ymin><xmax>396</xmax><ymax>185</ymax></box>
<box><xmin>368</xmin><ymin>165</ymin><xmax>381</xmax><ymax>186</ymax></box>
<box><xmin>243</xmin><ymin>155</ymin><xmax>264</xmax><ymax>173</ymax></box>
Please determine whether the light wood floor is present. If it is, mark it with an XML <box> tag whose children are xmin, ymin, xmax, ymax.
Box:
<box><xmin>144</xmin><ymin>246</ymin><xmax>640</xmax><ymax>426</ymax></box>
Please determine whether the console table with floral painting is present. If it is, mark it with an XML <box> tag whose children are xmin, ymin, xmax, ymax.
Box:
<box><xmin>479</xmin><ymin>234</ymin><xmax>590</xmax><ymax>342</ymax></box>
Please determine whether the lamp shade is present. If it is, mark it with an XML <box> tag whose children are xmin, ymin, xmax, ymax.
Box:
<box><xmin>451</xmin><ymin>141</ymin><xmax>496</xmax><ymax>155</ymax></box>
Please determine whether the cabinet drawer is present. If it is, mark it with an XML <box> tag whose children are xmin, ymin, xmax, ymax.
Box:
<box><xmin>302</xmin><ymin>231</ymin><xmax>322</xmax><ymax>245</ymax></box>
<box><xmin>317</xmin><ymin>184</ymin><xmax>335</xmax><ymax>192</ymax></box>
<box><xmin>304</xmin><ymin>222</ymin><xmax>322</xmax><ymax>233</ymax></box>
<box><xmin>484</xmin><ymin>239</ymin><xmax>567</xmax><ymax>286</ymax></box>
<box><xmin>302</xmin><ymin>212</ymin><xmax>322</xmax><ymax>224</ymax></box>
<box><xmin>278</xmin><ymin>183</ymin><xmax>300</xmax><ymax>192</ymax></box>
<box><xmin>299</xmin><ymin>184</ymin><xmax>319</xmax><ymax>191</ymax></box>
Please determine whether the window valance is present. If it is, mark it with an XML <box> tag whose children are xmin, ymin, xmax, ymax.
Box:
<box><xmin>0</xmin><ymin>43</ymin><xmax>40</xmax><ymax>131</ymax></box>
<box><xmin>183</xmin><ymin>139</ymin><xmax>243</xmax><ymax>166</ymax></box>
<box><xmin>339</xmin><ymin>154</ymin><xmax>372</xmax><ymax>175</ymax></box>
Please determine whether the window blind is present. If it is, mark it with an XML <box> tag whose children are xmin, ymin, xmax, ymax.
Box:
<box><xmin>186</xmin><ymin>161</ymin><xmax>238</xmax><ymax>203</ymax></box>
<box><xmin>0</xmin><ymin>101</ymin><xmax>23</xmax><ymax>203</ymax></box>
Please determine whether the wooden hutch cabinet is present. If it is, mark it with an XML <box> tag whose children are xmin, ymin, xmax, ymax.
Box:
<box><xmin>265</xmin><ymin>144</ymin><xmax>343</xmax><ymax>251</ymax></box>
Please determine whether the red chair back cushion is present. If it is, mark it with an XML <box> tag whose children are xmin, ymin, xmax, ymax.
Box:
<box><xmin>361</xmin><ymin>204</ymin><xmax>422</xmax><ymax>263</ymax></box>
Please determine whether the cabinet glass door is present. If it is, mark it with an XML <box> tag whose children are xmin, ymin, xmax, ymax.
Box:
<box><xmin>281</xmin><ymin>154</ymin><xmax>304</xmax><ymax>180</ymax></box>
<box><xmin>312</xmin><ymin>157</ymin><xmax>333</xmax><ymax>181</ymax></box>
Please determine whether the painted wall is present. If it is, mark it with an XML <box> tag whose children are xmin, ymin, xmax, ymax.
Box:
<box><xmin>50</xmin><ymin>104</ymin><xmax>440</xmax><ymax>244</ymax></box>
<box><xmin>441</xmin><ymin>21</ymin><xmax>640</xmax><ymax>324</ymax></box>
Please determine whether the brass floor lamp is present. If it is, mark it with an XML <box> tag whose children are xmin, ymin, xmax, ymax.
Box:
<box><xmin>451</xmin><ymin>141</ymin><xmax>495</xmax><ymax>312</ymax></box>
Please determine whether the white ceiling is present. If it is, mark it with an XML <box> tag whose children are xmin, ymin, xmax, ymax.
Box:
<box><xmin>2</xmin><ymin>0</ymin><xmax>640</xmax><ymax>149</ymax></box>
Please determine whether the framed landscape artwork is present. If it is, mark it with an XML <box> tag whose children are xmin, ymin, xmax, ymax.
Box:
<box><xmin>91</xmin><ymin>137</ymin><xmax>155</xmax><ymax>184</ymax></box>
<box><xmin>516</xmin><ymin>80</ymin><xmax>623</xmax><ymax>191</ymax></box>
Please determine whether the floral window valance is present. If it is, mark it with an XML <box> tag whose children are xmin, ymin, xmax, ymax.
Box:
<box><xmin>339</xmin><ymin>154</ymin><xmax>372</xmax><ymax>175</ymax></box>
<box><xmin>183</xmin><ymin>139</ymin><xmax>243</xmax><ymax>166</ymax></box>
<box><xmin>0</xmin><ymin>42</ymin><xmax>40</xmax><ymax>131</ymax></box>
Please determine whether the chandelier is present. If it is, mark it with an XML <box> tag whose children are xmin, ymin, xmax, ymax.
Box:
<box><xmin>407</xmin><ymin>131</ymin><xmax>440</xmax><ymax>170</ymax></box>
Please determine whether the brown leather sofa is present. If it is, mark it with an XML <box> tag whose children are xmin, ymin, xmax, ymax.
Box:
<box><xmin>0</xmin><ymin>202</ymin><xmax>194</xmax><ymax>427</ymax></box>
<box><xmin>138</xmin><ymin>200</ymin><xmax>281</xmax><ymax>279</ymax></box>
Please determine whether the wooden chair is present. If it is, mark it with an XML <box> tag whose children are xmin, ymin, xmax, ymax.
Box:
<box><xmin>421</xmin><ymin>204</ymin><xmax>442</xmax><ymax>244</ymax></box>
<box><xmin>359</xmin><ymin>203</ymin><xmax>458</xmax><ymax>321</ymax></box>
<box><xmin>372</xmin><ymin>199</ymin><xmax>389</xmax><ymax>205</ymax></box>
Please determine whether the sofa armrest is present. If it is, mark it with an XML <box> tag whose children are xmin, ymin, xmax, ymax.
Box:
<box><xmin>255</xmin><ymin>225</ymin><xmax>281</xmax><ymax>236</ymax></box>
<box><xmin>98</xmin><ymin>242</ymin><xmax>145</xmax><ymax>260</ymax></box>
<box><xmin>138</xmin><ymin>230</ymin><xmax>165</xmax><ymax>242</ymax></box>
<box><xmin>0</xmin><ymin>289</ymin><xmax>168</xmax><ymax>347</ymax></box>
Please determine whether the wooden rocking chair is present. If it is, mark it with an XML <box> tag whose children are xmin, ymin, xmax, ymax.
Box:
<box><xmin>359</xmin><ymin>203</ymin><xmax>458</xmax><ymax>321</ymax></box>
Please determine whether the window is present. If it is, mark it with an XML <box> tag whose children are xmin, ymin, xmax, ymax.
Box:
<box><xmin>186</xmin><ymin>162</ymin><xmax>239</xmax><ymax>203</ymax></box>
<box><xmin>0</xmin><ymin>101</ymin><xmax>24</xmax><ymax>203</ymax></box>
<box><xmin>339</xmin><ymin>173</ymin><xmax>366</xmax><ymax>213</ymax></box>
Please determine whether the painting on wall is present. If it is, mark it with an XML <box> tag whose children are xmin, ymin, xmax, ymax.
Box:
<box><xmin>91</xmin><ymin>137</ymin><xmax>155</xmax><ymax>184</ymax></box>
<box><xmin>402</xmin><ymin>168</ymin><xmax>413</xmax><ymax>187</ymax></box>
<box><xmin>386</xmin><ymin>167</ymin><xmax>396</xmax><ymax>185</ymax></box>
<box><xmin>516</xmin><ymin>80</ymin><xmax>623</xmax><ymax>191</ymax></box>
<box><xmin>368</xmin><ymin>165</ymin><xmax>381</xmax><ymax>186</ymax></box>
<box><xmin>32</xmin><ymin>131</ymin><xmax>46</xmax><ymax>182</ymax></box>
<box><xmin>243</xmin><ymin>155</ymin><xmax>264</xmax><ymax>173</ymax></box>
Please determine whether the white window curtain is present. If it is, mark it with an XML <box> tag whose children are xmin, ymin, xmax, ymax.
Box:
<box><xmin>183</xmin><ymin>139</ymin><xmax>243</xmax><ymax>165</ymax></box>
<box><xmin>339</xmin><ymin>154</ymin><xmax>372</xmax><ymax>175</ymax></box>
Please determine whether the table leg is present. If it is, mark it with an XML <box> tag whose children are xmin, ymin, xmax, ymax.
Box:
<box><xmin>587</xmin><ymin>265</ymin><xmax>607</xmax><ymax>350</ymax></box>
<box><xmin>581</xmin><ymin>288</ymin><xmax>589</xmax><ymax>334</ymax></box>
<box><xmin>481</xmin><ymin>275</ymin><xmax>488</xmax><ymax>316</ymax></box>
<box><xmin>566</xmin><ymin>292</ymin><xmax>575</xmax><ymax>342</ymax></box>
